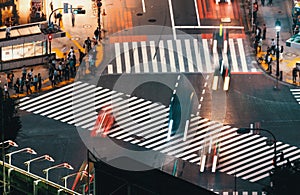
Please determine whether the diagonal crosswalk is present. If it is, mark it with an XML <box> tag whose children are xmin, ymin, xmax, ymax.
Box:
<box><xmin>105</xmin><ymin>38</ymin><xmax>259</xmax><ymax>75</ymax></box>
<box><xmin>18</xmin><ymin>82</ymin><xmax>300</xmax><ymax>183</ymax></box>
<box><xmin>290</xmin><ymin>88</ymin><xmax>300</xmax><ymax>104</ymax></box>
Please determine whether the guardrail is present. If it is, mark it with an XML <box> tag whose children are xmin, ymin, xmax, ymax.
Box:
<box><xmin>0</xmin><ymin>160</ymin><xmax>82</xmax><ymax>195</ymax></box>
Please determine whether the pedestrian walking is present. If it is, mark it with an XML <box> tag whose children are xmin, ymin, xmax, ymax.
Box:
<box><xmin>279</xmin><ymin>46</ymin><xmax>284</xmax><ymax>61</ymax></box>
<box><xmin>50</xmin><ymin>1</ymin><xmax>53</xmax><ymax>11</ymax></box>
<box><xmin>4</xmin><ymin>83</ymin><xmax>9</xmax><ymax>99</ymax></box>
<box><xmin>20</xmin><ymin>77</ymin><xmax>24</xmax><ymax>93</ymax></box>
<box><xmin>253</xmin><ymin>40</ymin><xmax>258</xmax><ymax>54</ymax></box>
<box><xmin>262</xmin><ymin>24</ymin><xmax>267</xmax><ymax>40</ymax></box>
<box><xmin>94</xmin><ymin>27</ymin><xmax>100</xmax><ymax>41</ymax></box>
<box><xmin>266</xmin><ymin>54</ymin><xmax>272</xmax><ymax>73</ymax></box>
<box><xmin>5</xmin><ymin>25</ymin><xmax>11</xmax><ymax>39</ymax></box>
<box><xmin>25</xmin><ymin>78</ymin><xmax>32</xmax><ymax>94</ymax></box>
<box><xmin>32</xmin><ymin>75</ymin><xmax>38</xmax><ymax>91</ymax></box>
<box><xmin>71</xmin><ymin>12</ymin><xmax>75</xmax><ymax>27</ymax></box>
<box><xmin>292</xmin><ymin>67</ymin><xmax>298</xmax><ymax>83</ymax></box>
<box><xmin>22</xmin><ymin>65</ymin><xmax>27</xmax><ymax>78</ymax></box>
<box><xmin>267</xmin><ymin>0</ymin><xmax>272</xmax><ymax>6</ymax></box>
<box><xmin>261</xmin><ymin>0</ymin><xmax>265</xmax><ymax>6</ymax></box>
<box><xmin>258</xmin><ymin>38</ymin><xmax>263</xmax><ymax>53</ymax></box>
<box><xmin>255</xmin><ymin>26</ymin><xmax>261</xmax><ymax>41</ymax></box>
<box><xmin>14</xmin><ymin>78</ymin><xmax>20</xmax><ymax>94</ymax></box>
<box><xmin>64</xmin><ymin>65</ymin><xmax>70</xmax><ymax>81</ymax></box>
<box><xmin>37</xmin><ymin>73</ymin><xmax>42</xmax><ymax>91</ymax></box>
<box><xmin>79</xmin><ymin>49</ymin><xmax>85</xmax><ymax>64</ymax></box>
<box><xmin>84</xmin><ymin>37</ymin><xmax>92</xmax><ymax>53</ymax></box>
<box><xmin>270</xmin><ymin>39</ymin><xmax>276</xmax><ymax>55</ymax></box>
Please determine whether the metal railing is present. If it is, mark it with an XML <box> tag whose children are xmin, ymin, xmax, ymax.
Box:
<box><xmin>0</xmin><ymin>160</ymin><xmax>81</xmax><ymax>195</ymax></box>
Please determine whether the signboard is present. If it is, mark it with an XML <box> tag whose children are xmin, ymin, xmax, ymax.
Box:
<box><xmin>63</xmin><ymin>3</ymin><xmax>68</xmax><ymax>13</ymax></box>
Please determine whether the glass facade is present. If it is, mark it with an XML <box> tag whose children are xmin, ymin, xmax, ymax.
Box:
<box><xmin>1</xmin><ymin>40</ymin><xmax>47</xmax><ymax>61</ymax></box>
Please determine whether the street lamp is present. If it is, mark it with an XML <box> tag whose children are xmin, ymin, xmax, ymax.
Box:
<box><xmin>275</xmin><ymin>19</ymin><xmax>281</xmax><ymax>89</ymax></box>
<box><xmin>61</xmin><ymin>170</ymin><xmax>90</xmax><ymax>188</ymax></box>
<box><xmin>237</xmin><ymin>128</ymin><xmax>277</xmax><ymax>167</ymax></box>
<box><xmin>5</xmin><ymin>147</ymin><xmax>37</xmax><ymax>165</ymax></box>
<box><xmin>43</xmin><ymin>163</ymin><xmax>74</xmax><ymax>181</ymax></box>
<box><xmin>0</xmin><ymin>140</ymin><xmax>18</xmax><ymax>148</ymax></box>
<box><xmin>1</xmin><ymin>140</ymin><xmax>17</xmax><ymax>195</ymax></box>
<box><xmin>24</xmin><ymin>154</ymin><xmax>55</xmax><ymax>172</ymax></box>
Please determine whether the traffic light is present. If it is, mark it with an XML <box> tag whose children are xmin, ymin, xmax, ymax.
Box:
<box><xmin>48</xmin><ymin>34</ymin><xmax>53</xmax><ymax>41</ymax></box>
<box><xmin>63</xmin><ymin>3</ymin><xmax>68</xmax><ymax>13</ymax></box>
<box><xmin>97</xmin><ymin>0</ymin><xmax>102</xmax><ymax>7</ymax></box>
<box><xmin>73</xmin><ymin>8</ymin><xmax>86</xmax><ymax>14</ymax></box>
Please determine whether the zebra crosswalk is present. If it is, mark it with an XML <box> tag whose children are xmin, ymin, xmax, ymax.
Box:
<box><xmin>104</xmin><ymin>38</ymin><xmax>259</xmax><ymax>75</ymax></box>
<box><xmin>214</xmin><ymin>192</ymin><xmax>266</xmax><ymax>195</ymax></box>
<box><xmin>18</xmin><ymin>81</ymin><xmax>300</xmax><ymax>184</ymax></box>
<box><xmin>290</xmin><ymin>88</ymin><xmax>300</xmax><ymax>104</ymax></box>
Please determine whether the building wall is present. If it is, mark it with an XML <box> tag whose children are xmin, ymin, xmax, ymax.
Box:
<box><xmin>17</xmin><ymin>0</ymin><xmax>31</xmax><ymax>24</ymax></box>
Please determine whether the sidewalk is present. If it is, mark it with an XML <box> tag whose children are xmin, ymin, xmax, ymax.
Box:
<box><xmin>252</xmin><ymin>0</ymin><xmax>300</xmax><ymax>86</ymax></box>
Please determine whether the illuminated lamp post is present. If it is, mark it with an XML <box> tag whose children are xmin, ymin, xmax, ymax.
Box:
<box><xmin>24</xmin><ymin>154</ymin><xmax>55</xmax><ymax>172</ymax></box>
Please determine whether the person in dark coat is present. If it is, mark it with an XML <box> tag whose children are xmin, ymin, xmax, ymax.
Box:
<box><xmin>292</xmin><ymin>67</ymin><xmax>298</xmax><ymax>83</ymax></box>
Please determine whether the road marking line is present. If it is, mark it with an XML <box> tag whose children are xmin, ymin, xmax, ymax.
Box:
<box><xmin>194</xmin><ymin>39</ymin><xmax>203</xmax><ymax>72</ymax></box>
<box><xmin>237</xmin><ymin>38</ymin><xmax>248</xmax><ymax>72</ymax></box>
<box><xmin>167</xmin><ymin>40</ymin><xmax>176</xmax><ymax>72</ymax></box>
<box><xmin>123</xmin><ymin>42</ymin><xmax>131</xmax><ymax>73</ymax></box>
<box><xmin>194</xmin><ymin>0</ymin><xmax>201</xmax><ymax>26</ymax></box>
<box><xmin>176</xmin><ymin>40</ymin><xmax>185</xmax><ymax>72</ymax></box>
<box><xmin>168</xmin><ymin>0</ymin><xmax>177</xmax><ymax>39</ymax></box>
<box><xmin>33</xmin><ymin>85</ymin><xmax>96</xmax><ymax>114</ymax></box>
<box><xmin>202</xmin><ymin>39</ymin><xmax>212</xmax><ymax>72</ymax></box>
<box><xmin>20</xmin><ymin>82</ymin><xmax>88</xmax><ymax>110</ymax></box>
<box><xmin>132</xmin><ymin>42</ymin><xmax>140</xmax><ymax>73</ymax></box>
<box><xmin>185</xmin><ymin>39</ymin><xmax>194</xmax><ymax>72</ymax></box>
<box><xmin>142</xmin><ymin>0</ymin><xmax>146</xmax><ymax>12</ymax></box>
<box><xmin>174</xmin><ymin>25</ymin><xmax>244</xmax><ymax>29</ymax></box>
<box><xmin>150</xmin><ymin>41</ymin><xmax>158</xmax><ymax>72</ymax></box>
<box><xmin>229</xmin><ymin>38</ymin><xmax>239</xmax><ymax>72</ymax></box>
<box><xmin>48</xmin><ymin>89</ymin><xmax>108</xmax><ymax>119</ymax></box>
<box><xmin>18</xmin><ymin>82</ymin><xmax>81</xmax><ymax>107</ymax></box>
<box><xmin>141</xmin><ymin>41</ymin><xmax>149</xmax><ymax>72</ymax></box>
<box><xmin>159</xmin><ymin>40</ymin><xmax>167</xmax><ymax>72</ymax></box>
<box><xmin>107</xmin><ymin>64</ymin><xmax>113</xmax><ymax>74</ymax></box>
<box><xmin>115</xmin><ymin>43</ymin><xmax>122</xmax><ymax>74</ymax></box>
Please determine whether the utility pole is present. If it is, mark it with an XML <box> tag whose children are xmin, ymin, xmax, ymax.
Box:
<box><xmin>97</xmin><ymin>0</ymin><xmax>102</xmax><ymax>40</ymax></box>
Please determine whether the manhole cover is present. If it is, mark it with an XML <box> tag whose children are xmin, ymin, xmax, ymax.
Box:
<box><xmin>136</xmin><ymin>13</ymin><xmax>143</xmax><ymax>16</ymax></box>
<box><xmin>148</xmin><ymin>18</ymin><xmax>156</xmax><ymax>23</ymax></box>
<box><xmin>83</xmin><ymin>24</ymin><xmax>92</xmax><ymax>28</ymax></box>
<box><xmin>70</xmin><ymin>37</ymin><xmax>80</xmax><ymax>41</ymax></box>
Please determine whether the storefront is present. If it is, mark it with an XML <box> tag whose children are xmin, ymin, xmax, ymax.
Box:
<box><xmin>0</xmin><ymin>0</ymin><xmax>18</xmax><ymax>26</ymax></box>
<box><xmin>29</xmin><ymin>0</ymin><xmax>46</xmax><ymax>23</ymax></box>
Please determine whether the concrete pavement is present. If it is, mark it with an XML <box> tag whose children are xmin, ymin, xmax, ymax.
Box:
<box><xmin>254</xmin><ymin>0</ymin><xmax>300</xmax><ymax>86</ymax></box>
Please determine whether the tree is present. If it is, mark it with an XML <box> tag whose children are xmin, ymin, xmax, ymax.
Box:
<box><xmin>0</xmin><ymin>88</ymin><xmax>21</xmax><ymax>141</ymax></box>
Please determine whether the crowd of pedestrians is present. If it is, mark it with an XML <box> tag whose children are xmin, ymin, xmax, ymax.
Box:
<box><xmin>1</xmin><ymin>34</ymin><xmax>100</xmax><ymax>99</ymax></box>
<box><xmin>250</xmin><ymin>0</ymin><xmax>300</xmax><ymax>84</ymax></box>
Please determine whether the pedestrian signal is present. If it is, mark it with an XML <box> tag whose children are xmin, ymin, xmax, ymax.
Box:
<box><xmin>48</xmin><ymin>34</ymin><xmax>53</xmax><ymax>41</ymax></box>
<box><xmin>73</xmin><ymin>8</ymin><xmax>86</xmax><ymax>14</ymax></box>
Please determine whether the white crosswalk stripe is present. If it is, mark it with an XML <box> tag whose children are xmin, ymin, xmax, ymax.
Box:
<box><xmin>290</xmin><ymin>88</ymin><xmax>300</xmax><ymax>104</ymax></box>
<box><xmin>105</xmin><ymin>38</ymin><xmax>259</xmax><ymax>74</ymax></box>
<box><xmin>214</xmin><ymin>192</ymin><xmax>266</xmax><ymax>195</ymax></box>
<box><xmin>18</xmin><ymin>82</ymin><xmax>300</xmax><ymax>184</ymax></box>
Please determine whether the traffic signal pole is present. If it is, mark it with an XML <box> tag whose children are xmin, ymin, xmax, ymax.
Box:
<box><xmin>48</xmin><ymin>7</ymin><xmax>86</xmax><ymax>26</ymax></box>
<box><xmin>97</xmin><ymin>0</ymin><xmax>102</xmax><ymax>40</ymax></box>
